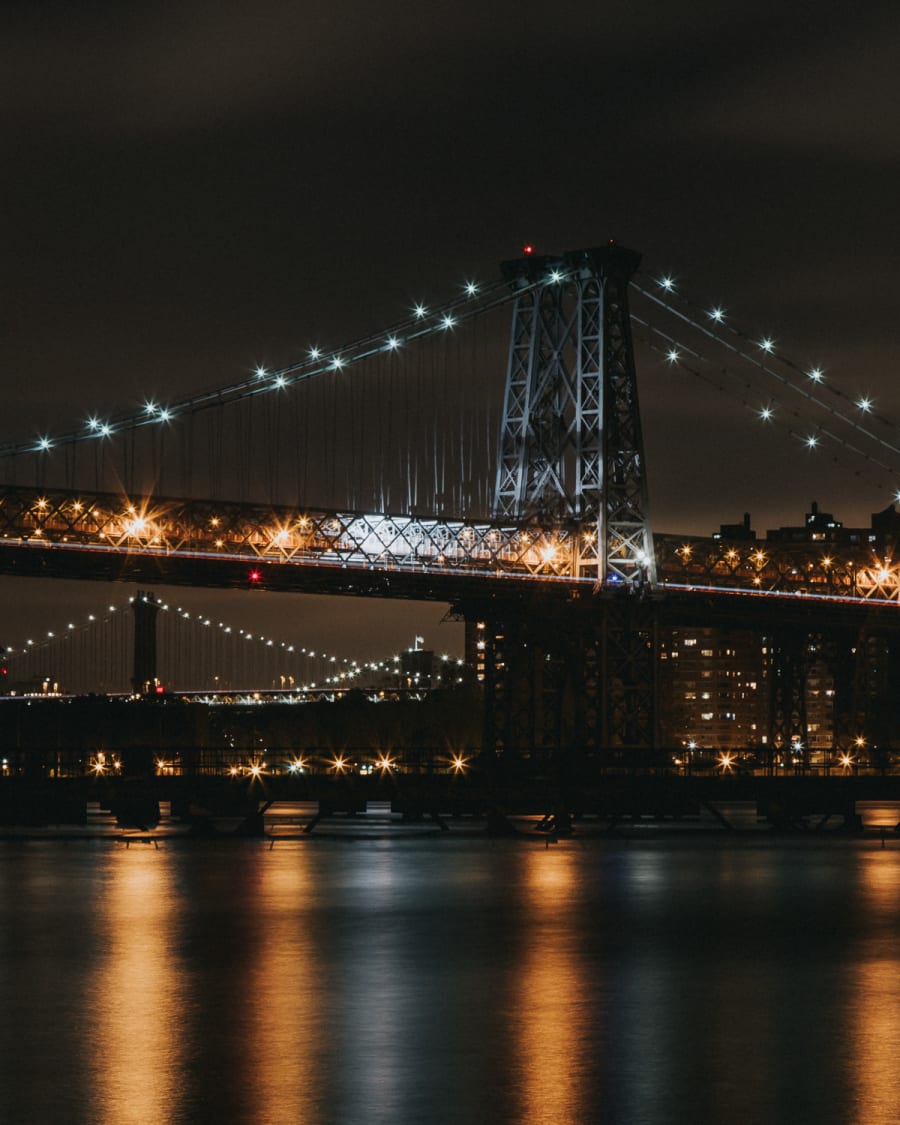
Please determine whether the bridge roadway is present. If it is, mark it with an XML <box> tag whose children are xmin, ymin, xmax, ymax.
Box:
<box><xmin>1</xmin><ymin>532</ymin><xmax>899</xmax><ymax>636</ymax></box>
<box><xmin>1</xmin><ymin>483</ymin><xmax>898</xmax><ymax>623</ymax></box>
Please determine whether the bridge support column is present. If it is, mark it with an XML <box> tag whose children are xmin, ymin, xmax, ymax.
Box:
<box><xmin>466</xmin><ymin>592</ymin><xmax>658</xmax><ymax>771</ymax></box>
<box><xmin>768</xmin><ymin>630</ymin><xmax>810</xmax><ymax>768</ymax></box>
<box><xmin>599</xmin><ymin>594</ymin><xmax>657</xmax><ymax>752</ymax></box>
<box><xmin>131</xmin><ymin>590</ymin><xmax>161</xmax><ymax>696</ymax></box>
<box><xmin>850</xmin><ymin>629</ymin><xmax>900</xmax><ymax>766</ymax></box>
<box><xmin>817</xmin><ymin>627</ymin><xmax>900</xmax><ymax>768</ymax></box>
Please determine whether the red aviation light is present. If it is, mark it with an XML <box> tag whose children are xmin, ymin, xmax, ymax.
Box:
<box><xmin>249</xmin><ymin>569</ymin><xmax>262</xmax><ymax>585</ymax></box>
<box><xmin>522</xmin><ymin>244</ymin><xmax>534</xmax><ymax>256</ymax></box>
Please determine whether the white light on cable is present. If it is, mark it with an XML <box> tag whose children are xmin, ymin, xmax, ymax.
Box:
<box><xmin>708</xmin><ymin>307</ymin><xmax>725</xmax><ymax>323</ymax></box>
<box><xmin>759</xmin><ymin>337</ymin><xmax>775</xmax><ymax>353</ymax></box>
<box><xmin>666</xmin><ymin>348</ymin><xmax>681</xmax><ymax>364</ymax></box>
<box><xmin>808</xmin><ymin>367</ymin><xmax>824</xmax><ymax>383</ymax></box>
<box><xmin>659</xmin><ymin>276</ymin><xmax>675</xmax><ymax>292</ymax></box>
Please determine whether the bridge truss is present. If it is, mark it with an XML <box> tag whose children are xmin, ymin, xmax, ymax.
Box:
<box><xmin>1</xmin><ymin>484</ymin><xmax>898</xmax><ymax>600</ymax></box>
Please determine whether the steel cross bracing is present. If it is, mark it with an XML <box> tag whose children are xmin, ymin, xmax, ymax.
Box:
<box><xmin>0</xmin><ymin>485</ymin><xmax>597</xmax><ymax>583</ymax></box>
<box><xmin>493</xmin><ymin>244</ymin><xmax>655</xmax><ymax>588</ymax></box>
<box><xmin>1</xmin><ymin>484</ymin><xmax>899</xmax><ymax>603</ymax></box>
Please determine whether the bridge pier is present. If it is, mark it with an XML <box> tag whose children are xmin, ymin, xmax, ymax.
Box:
<box><xmin>464</xmin><ymin>590</ymin><xmax>657</xmax><ymax>767</ymax></box>
<box><xmin>768</xmin><ymin>628</ymin><xmax>811</xmax><ymax>767</ymax></box>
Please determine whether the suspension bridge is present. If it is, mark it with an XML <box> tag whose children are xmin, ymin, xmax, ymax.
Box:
<box><xmin>0</xmin><ymin>587</ymin><xmax>463</xmax><ymax>698</ymax></box>
<box><xmin>3</xmin><ymin>242</ymin><xmax>900</xmax><ymax>768</ymax></box>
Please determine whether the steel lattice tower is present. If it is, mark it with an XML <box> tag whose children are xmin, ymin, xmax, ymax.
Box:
<box><xmin>493</xmin><ymin>244</ymin><xmax>655</xmax><ymax>587</ymax></box>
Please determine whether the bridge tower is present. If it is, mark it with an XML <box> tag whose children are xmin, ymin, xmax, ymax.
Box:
<box><xmin>131</xmin><ymin>590</ymin><xmax>160</xmax><ymax>695</ymax></box>
<box><xmin>493</xmin><ymin>243</ymin><xmax>655</xmax><ymax>587</ymax></box>
<box><xmin>469</xmin><ymin>245</ymin><xmax>658</xmax><ymax>770</ymax></box>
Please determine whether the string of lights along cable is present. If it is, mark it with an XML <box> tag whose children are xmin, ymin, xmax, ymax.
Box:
<box><xmin>4</xmin><ymin>247</ymin><xmax>897</xmax><ymax>513</ymax></box>
<box><xmin>2</xmin><ymin>593</ymin><xmax>463</xmax><ymax>697</ymax></box>
<box><xmin>633</xmin><ymin>274</ymin><xmax>900</xmax><ymax>496</ymax></box>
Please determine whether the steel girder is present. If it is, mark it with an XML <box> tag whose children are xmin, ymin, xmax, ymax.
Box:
<box><xmin>768</xmin><ymin>626</ymin><xmax>900</xmax><ymax>760</ymax></box>
<box><xmin>851</xmin><ymin>631</ymin><xmax>900</xmax><ymax>752</ymax></box>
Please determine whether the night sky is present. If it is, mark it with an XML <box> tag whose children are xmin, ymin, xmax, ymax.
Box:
<box><xmin>3</xmin><ymin>2</ymin><xmax>900</xmax><ymax>663</ymax></box>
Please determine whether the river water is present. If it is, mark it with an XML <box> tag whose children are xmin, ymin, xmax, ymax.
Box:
<box><xmin>2</xmin><ymin>834</ymin><xmax>900</xmax><ymax>1125</ymax></box>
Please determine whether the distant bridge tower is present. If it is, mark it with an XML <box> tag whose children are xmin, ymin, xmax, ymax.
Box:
<box><xmin>131</xmin><ymin>590</ymin><xmax>160</xmax><ymax>695</ymax></box>
<box><xmin>493</xmin><ymin>244</ymin><xmax>655</xmax><ymax>587</ymax></box>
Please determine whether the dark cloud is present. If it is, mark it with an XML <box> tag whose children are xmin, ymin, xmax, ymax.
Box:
<box><xmin>677</xmin><ymin>14</ymin><xmax>900</xmax><ymax>160</ymax></box>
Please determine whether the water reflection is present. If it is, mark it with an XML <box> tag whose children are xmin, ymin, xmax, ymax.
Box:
<box><xmin>6</xmin><ymin>839</ymin><xmax>900</xmax><ymax>1124</ymax></box>
<box><xmin>850</xmin><ymin>854</ymin><xmax>900</xmax><ymax>1124</ymax></box>
<box><xmin>86</xmin><ymin>847</ymin><xmax>183</xmax><ymax>1125</ymax></box>
<box><xmin>515</xmin><ymin>847</ymin><xmax>590</xmax><ymax>1122</ymax></box>
<box><xmin>242</xmin><ymin>845</ymin><xmax>320</xmax><ymax>1122</ymax></box>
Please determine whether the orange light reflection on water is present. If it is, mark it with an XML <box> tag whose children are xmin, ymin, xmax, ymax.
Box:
<box><xmin>242</xmin><ymin>845</ymin><xmax>320</xmax><ymax>1120</ymax></box>
<box><xmin>849</xmin><ymin>854</ymin><xmax>900</xmax><ymax>1124</ymax></box>
<box><xmin>515</xmin><ymin>847</ymin><xmax>589</xmax><ymax>1123</ymax></box>
<box><xmin>87</xmin><ymin>849</ymin><xmax>183</xmax><ymax>1125</ymax></box>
